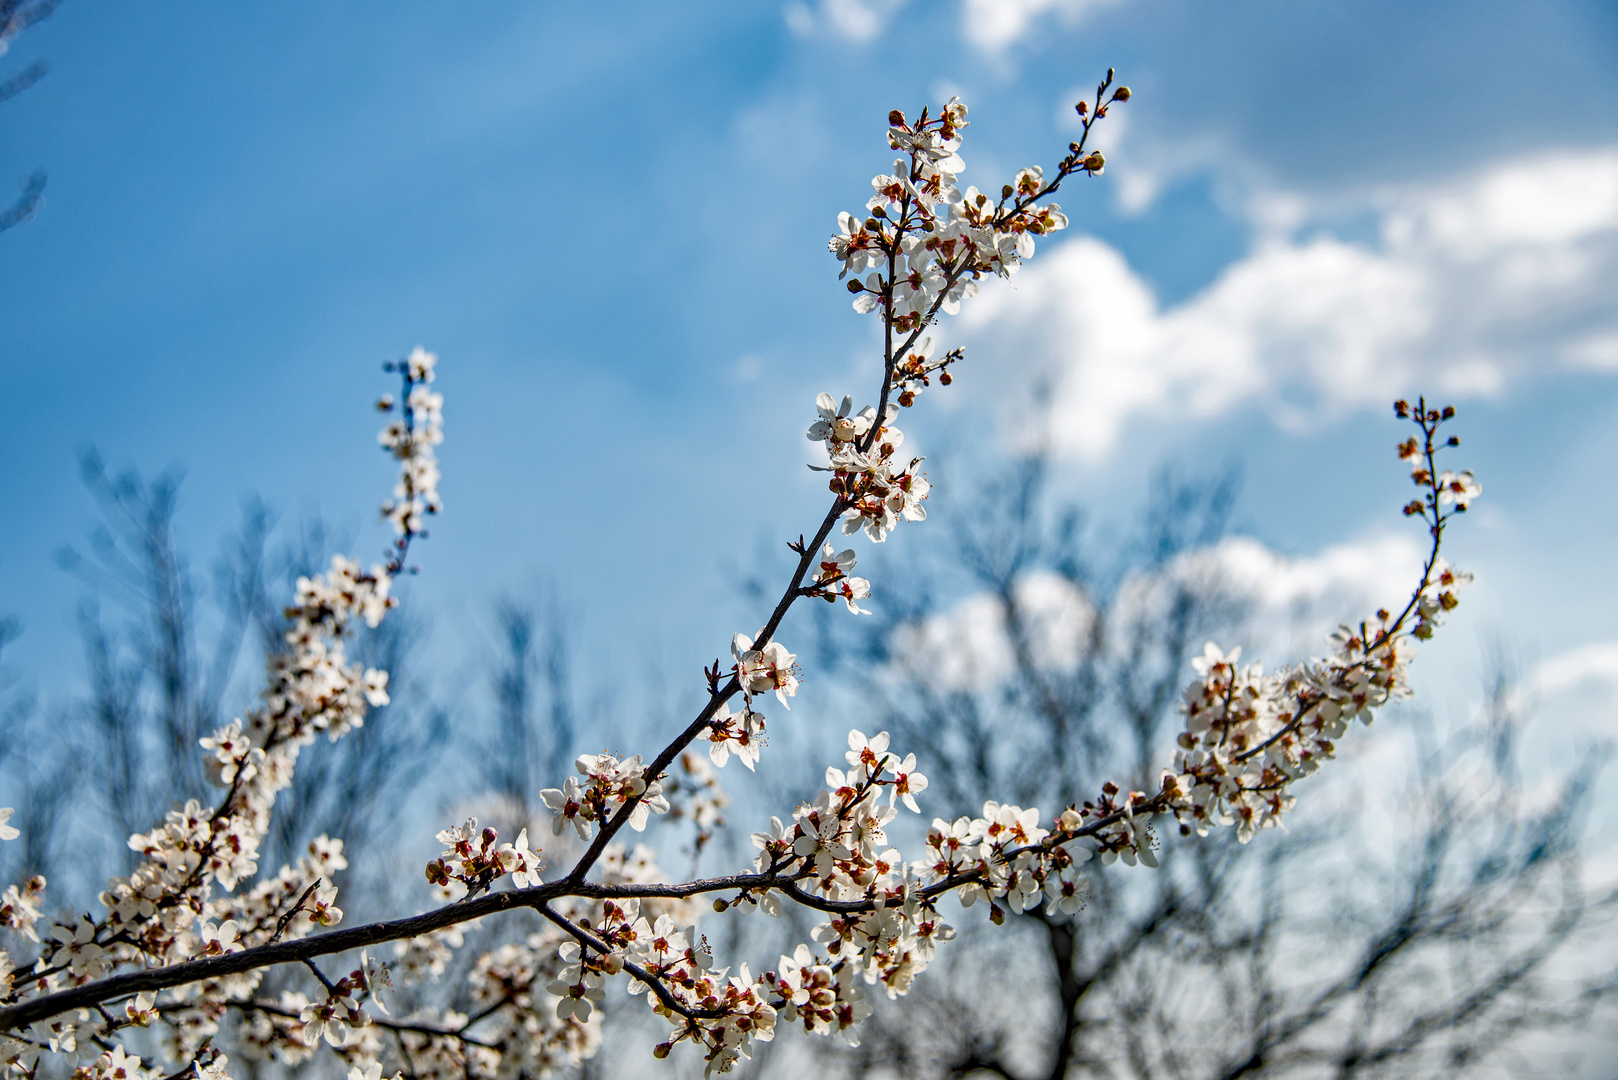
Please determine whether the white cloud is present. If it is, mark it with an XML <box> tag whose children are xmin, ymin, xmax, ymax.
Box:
<box><xmin>1531</xmin><ymin>641</ymin><xmax>1618</xmax><ymax>698</ymax></box>
<box><xmin>1116</xmin><ymin>533</ymin><xmax>1426</xmax><ymax>661</ymax></box>
<box><xmin>891</xmin><ymin>533</ymin><xmax>1422</xmax><ymax>692</ymax></box>
<box><xmin>962</xmin><ymin>0</ymin><xmax>1126</xmax><ymax>53</ymax></box>
<box><xmin>892</xmin><ymin>570</ymin><xmax>1095</xmax><ymax>692</ymax></box>
<box><xmin>1568</xmin><ymin>330</ymin><xmax>1618</xmax><ymax>372</ymax></box>
<box><xmin>784</xmin><ymin>0</ymin><xmax>906</xmax><ymax>43</ymax></box>
<box><xmin>957</xmin><ymin>150</ymin><xmax>1618</xmax><ymax>457</ymax></box>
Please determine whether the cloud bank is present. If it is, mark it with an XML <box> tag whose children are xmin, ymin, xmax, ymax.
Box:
<box><xmin>892</xmin><ymin>532</ymin><xmax>1424</xmax><ymax>693</ymax></box>
<box><xmin>957</xmin><ymin>150</ymin><xmax>1618</xmax><ymax>457</ymax></box>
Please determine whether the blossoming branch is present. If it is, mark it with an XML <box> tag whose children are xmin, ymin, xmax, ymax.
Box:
<box><xmin>0</xmin><ymin>72</ymin><xmax>1480</xmax><ymax>1080</ymax></box>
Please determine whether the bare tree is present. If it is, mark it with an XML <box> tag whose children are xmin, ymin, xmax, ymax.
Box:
<box><xmin>483</xmin><ymin>596</ymin><xmax>577</xmax><ymax>816</ymax></box>
<box><xmin>7</xmin><ymin>455</ymin><xmax>450</xmax><ymax>901</ymax></box>
<box><xmin>808</xmin><ymin>459</ymin><xmax>1618</xmax><ymax>1080</ymax></box>
<box><xmin>0</xmin><ymin>0</ymin><xmax>60</xmax><ymax>234</ymax></box>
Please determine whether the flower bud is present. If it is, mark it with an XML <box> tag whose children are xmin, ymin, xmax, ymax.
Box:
<box><xmin>653</xmin><ymin>1042</ymin><xmax>673</xmax><ymax>1060</ymax></box>
<box><xmin>888</xmin><ymin>109</ymin><xmax>906</xmax><ymax>128</ymax></box>
<box><xmin>1112</xmin><ymin>86</ymin><xmax>1131</xmax><ymax>101</ymax></box>
<box><xmin>1075</xmin><ymin>100</ymin><xmax>1088</xmax><ymax>116</ymax></box>
<box><xmin>713</xmin><ymin>898</ymin><xmax>728</xmax><ymax>912</ymax></box>
<box><xmin>938</xmin><ymin>371</ymin><xmax>952</xmax><ymax>386</ymax></box>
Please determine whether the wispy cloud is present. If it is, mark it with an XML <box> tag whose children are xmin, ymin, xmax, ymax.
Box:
<box><xmin>960</xmin><ymin>0</ymin><xmax>1126</xmax><ymax>53</ymax></box>
<box><xmin>957</xmin><ymin>150</ymin><xmax>1618</xmax><ymax>457</ymax></box>
<box><xmin>1532</xmin><ymin>640</ymin><xmax>1618</xmax><ymax>698</ymax></box>
<box><xmin>784</xmin><ymin>0</ymin><xmax>907</xmax><ymax>43</ymax></box>
<box><xmin>891</xmin><ymin>532</ymin><xmax>1423</xmax><ymax>692</ymax></box>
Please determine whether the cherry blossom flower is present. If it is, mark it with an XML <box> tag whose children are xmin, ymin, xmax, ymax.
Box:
<box><xmin>705</xmin><ymin>701</ymin><xmax>765</xmax><ymax>770</ymax></box>
<box><xmin>732</xmin><ymin>634</ymin><xmax>800</xmax><ymax>706</ymax></box>
<box><xmin>1437</xmin><ymin>469</ymin><xmax>1482</xmax><ymax>509</ymax></box>
<box><xmin>497</xmin><ymin>828</ymin><xmax>543</xmax><ymax>888</ymax></box>
<box><xmin>807</xmin><ymin>394</ymin><xmax>870</xmax><ymax>445</ymax></box>
<box><xmin>542</xmin><ymin>776</ymin><xmax>592</xmax><ymax>840</ymax></box>
<box><xmin>885</xmin><ymin>754</ymin><xmax>928</xmax><ymax>813</ymax></box>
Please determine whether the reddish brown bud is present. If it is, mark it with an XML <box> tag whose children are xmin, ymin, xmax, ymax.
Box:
<box><xmin>1112</xmin><ymin>86</ymin><xmax>1131</xmax><ymax>101</ymax></box>
<box><xmin>1393</xmin><ymin>399</ymin><xmax>1410</xmax><ymax>417</ymax></box>
<box><xmin>1441</xmin><ymin>405</ymin><xmax>1455</xmax><ymax>419</ymax></box>
<box><xmin>898</xmin><ymin>390</ymin><xmax>915</xmax><ymax>407</ymax></box>
<box><xmin>938</xmin><ymin>371</ymin><xmax>952</xmax><ymax>386</ymax></box>
<box><xmin>653</xmin><ymin>1043</ymin><xmax>673</xmax><ymax>1060</ymax></box>
<box><xmin>847</xmin><ymin>279</ymin><xmax>864</xmax><ymax>293</ymax></box>
<box><xmin>1075</xmin><ymin>100</ymin><xmax>1089</xmax><ymax>116</ymax></box>
<box><xmin>888</xmin><ymin>109</ymin><xmax>906</xmax><ymax>128</ymax></box>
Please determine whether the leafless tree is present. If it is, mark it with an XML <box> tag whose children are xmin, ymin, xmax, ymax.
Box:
<box><xmin>0</xmin><ymin>455</ymin><xmax>449</xmax><ymax>904</ymax></box>
<box><xmin>802</xmin><ymin>458</ymin><xmax>1618</xmax><ymax>1080</ymax></box>
<box><xmin>0</xmin><ymin>0</ymin><xmax>60</xmax><ymax>234</ymax></box>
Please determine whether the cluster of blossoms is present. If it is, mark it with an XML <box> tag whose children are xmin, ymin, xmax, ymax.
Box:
<box><xmin>2</xmin><ymin>86</ymin><xmax>1481</xmax><ymax>1080</ymax></box>
<box><xmin>730</xmin><ymin>634</ymin><xmax>799</xmax><ymax>707</ymax></box>
<box><xmin>378</xmin><ymin>346</ymin><xmax>444</xmax><ymax>539</ymax></box>
<box><xmin>829</xmin><ymin>88</ymin><xmax>1108</xmax><ymax>328</ymax></box>
<box><xmin>540</xmin><ymin>753</ymin><xmax>672</xmax><ymax>841</ymax></box>
<box><xmin>423</xmin><ymin>821</ymin><xmax>541</xmax><ymax>899</ymax></box>
<box><xmin>506</xmin><ymin>413</ymin><xmax>1478</xmax><ymax>1074</ymax></box>
<box><xmin>702</xmin><ymin>701</ymin><xmax>766</xmax><ymax>771</ymax></box>
<box><xmin>331</xmin><ymin>844</ymin><xmax>701</xmax><ymax>1080</ymax></box>
<box><xmin>809</xmin><ymin>394</ymin><xmax>931</xmax><ymax>544</ymax></box>
<box><xmin>808</xmin><ymin>543</ymin><xmax>871</xmax><ymax>614</ymax></box>
<box><xmin>0</xmin><ymin>352</ymin><xmax>442</xmax><ymax>1079</ymax></box>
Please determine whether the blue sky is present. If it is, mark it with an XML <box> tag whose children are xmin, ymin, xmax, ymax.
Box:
<box><xmin>3</xmin><ymin>0</ymin><xmax>1617</xmax><ymax>747</ymax></box>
